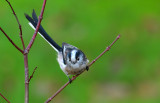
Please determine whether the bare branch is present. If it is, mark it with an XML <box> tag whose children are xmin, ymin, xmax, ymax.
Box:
<box><xmin>6</xmin><ymin>0</ymin><xmax>25</xmax><ymax>50</ymax></box>
<box><xmin>25</xmin><ymin>0</ymin><xmax>47</xmax><ymax>54</ymax></box>
<box><xmin>88</xmin><ymin>34</ymin><xmax>120</xmax><ymax>67</ymax></box>
<box><xmin>28</xmin><ymin>67</ymin><xmax>37</xmax><ymax>82</ymax></box>
<box><xmin>45</xmin><ymin>35</ymin><xmax>121</xmax><ymax>103</ymax></box>
<box><xmin>2</xmin><ymin>0</ymin><xmax>47</xmax><ymax>103</ymax></box>
<box><xmin>0</xmin><ymin>27</ymin><xmax>23</xmax><ymax>54</ymax></box>
<box><xmin>24</xmin><ymin>54</ymin><xmax>29</xmax><ymax>103</ymax></box>
<box><xmin>0</xmin><ymin>92</ymin><xmax>10</xmax><ymax>103</ymax></box>
<box><xmin>24</xmin><ymin>0</ymin><xmax>47</xmax><ymax>103</ymax></box>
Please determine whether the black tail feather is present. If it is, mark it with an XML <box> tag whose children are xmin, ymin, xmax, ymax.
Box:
<box><xmin>25</xmin><ymin>10</ymin><xmax>62</xmax><ymax>52</ymax></box>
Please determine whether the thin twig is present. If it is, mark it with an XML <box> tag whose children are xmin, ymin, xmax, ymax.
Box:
<box><xmin>28</xmin><ymin>67</ymin><xmax>37</xmax><ymax>82</ymax></box>
<box><xmin>45</xmin><ymin>35</ymin><xmax>121</xmax><ymax>103</ymax></box>
<box><xmin>24</xmin><ymin>0</ymin><xmax>47</xmax><ymax>103</ymax></box>
<box><xmin>2</xmin><ymin>0</ymin><xmax>47</xmax><ymax>103</ymax></box>
<box><xmin>88</xmin><ymin>35</ymin><xmax>121</xmax><ymax>67</ymax></box>
<box><xmin>24</xmin><ymin>54</ymin><xmax>29</xmax><ymax>103</ymax></box>
<box><xmin>25</xmin><ymin>0</ymin><xmax>47</xmax><ymax>54</ymax></box>
<box><xmin>0</xmin><ymin>27</ymin><xmax>23</xmax><ymax>54</ymax></box>
<box><xmin>6</xmin><ymin>0</ymin><xmax>25</xmax><ymax>50</ymax></box>
<box><xmin>0</xmin><ymin>92</ymin><xmax>10</xmax><ymax>103</ymax></box>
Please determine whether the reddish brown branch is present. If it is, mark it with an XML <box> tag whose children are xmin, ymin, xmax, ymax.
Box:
<box><xmin>2</xmin><ymin>0</ymin><xmax>47</xmax><ymax>103</ymax></box>
<box><xmin>45</xmin><ymin>35</ymin><xmax>121</xmax><ymax>103</ymax></box>
<box><xmin>6</xmin><ymin>0</ymin><xmax>25</xmax><ymax>50</ymax></box>
<box><xmin>88</xmin><ymin>35</ymin><xmax>120</xmax><ymax>67</ymax></box>
<box><xmin>24</xmin><ymin>54</ymin><xmax>29</xmax><ymax>103</ymax></box>
<box><xmin>24</xmin><ymin>0</ymin><xmax>47</xmax><ymax>103</ymax></box>
<box><xmin>0</xmin><ymin>27</ymin><xmax>23</xmax><ymax>54</ymax></box>
<box><xmin>0</xmin><ymin>92</ymin><xmax>10</xmax><ymax>103</ymax></box>
<box><xmin>28</xmin><ymin>67</ymin><xmax>37</xmax><ymax>82</ymax></box>
<box><xmin>25</xmin><ymin>0</ymin><xmax>47</xmax><ymax>54</ymax></box>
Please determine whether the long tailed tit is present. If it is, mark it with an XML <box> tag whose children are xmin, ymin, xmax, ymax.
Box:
<box><xmin>25</xmin><ymin>10</ymin><xmax>89</xmax><ymax>83</ymax></box>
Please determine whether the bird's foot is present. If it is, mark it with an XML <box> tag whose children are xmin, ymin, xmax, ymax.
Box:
<box><xmin>86</xmin><ymin>66</ymin><xmax>89</xmax><ymax>71</ymax></box>
<box><xmin>68</xmin><ymin>76</ymin><xmax>72</xmax><ymax>84</ymax></box>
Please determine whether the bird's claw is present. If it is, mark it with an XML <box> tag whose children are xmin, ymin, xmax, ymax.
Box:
<box><xmin>86</xmin><ymin>66</ymin><xmax>89</xmax><ymax>71</ymax></box>
<box><xmin>68</xmin><ymin>77</ymin><xmax>72</xmax><ymax>84</ymax></box>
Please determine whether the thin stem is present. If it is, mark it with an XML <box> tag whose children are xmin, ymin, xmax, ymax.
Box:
<box><xmin>88</xmin><ymin>35</ymin><xmax>120</xmax><ymax>67</ymax></box>
<box><xmin>45</xmin><ymin>82</ymin><xmax>69</xmax><ymax>103</ymax></box>
<box><xmin>23</xmin><ymin>0</ymin><xmax>47</xmax><ymax>102</ymax></box>
<box><xmin>0</xmin><ymin>27</ymin><xmax>23</xmax><ymax>54</ymax></box>
<box><xmin>28</xmin><ymin>67</ymin><xmax>37</xmax><ymax>82</ymax></box>
<box><xmin>0</xmin><ymin>92</ymin><xmax>10</xmax><ymax>103</ymax></box>
<box><xmin>25</xmin><ymin>0</ymin><xmax>47</xmax><ymax>54</ymax></box>
<box><xmin>6</xmin><ymin>0</ymin><xmax>25</xmax><ymax>50</ymax></box>
<box><xmin>45</xmin><ymin>35</ymin><xmax>121</xmax><ymax>103</ymax></box>
<box><xmin>2</xmin><ymin>0</ymin><xmax>47</xmax><ymax>103</ymax></box>
<box><xmin>24</xmin><ymin>54</ymin><xmax>29</xmax><ymax>103</ymax></box>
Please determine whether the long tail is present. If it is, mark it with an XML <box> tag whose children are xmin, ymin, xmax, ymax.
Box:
<box><xmin>25</xmin><ymin>10</ymin><xmax>62</xmax><ymax>52</ymax></box>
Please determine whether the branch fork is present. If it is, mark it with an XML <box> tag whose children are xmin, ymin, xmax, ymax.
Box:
<box><xmin>0</xmin><ymin>0</ymin><xmax>47</xmax><ymax>103</ymax></box>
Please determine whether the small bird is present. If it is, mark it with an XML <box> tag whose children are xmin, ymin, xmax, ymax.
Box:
<box><xmin>25</xmin><ymin>10</ymin><xmax>89</xmax><ymax>83</ymax></box>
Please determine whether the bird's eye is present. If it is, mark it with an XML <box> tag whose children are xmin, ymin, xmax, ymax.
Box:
<box><xmin>77</xmin><ymin>57</ymin><xmax>79</xmax><ymax>61</ymax></box>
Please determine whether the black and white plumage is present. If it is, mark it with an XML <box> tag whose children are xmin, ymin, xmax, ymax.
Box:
<box><xmin>25</xmin><ymin>10</ymin><xmax>89</xmax><ymax>82</ymax></box>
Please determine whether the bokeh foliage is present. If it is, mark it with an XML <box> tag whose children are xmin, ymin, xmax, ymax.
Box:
<box><xmin>0</xmin><ymin>0</ymin><xmax>160</xmax><ymax>103</ymax></box>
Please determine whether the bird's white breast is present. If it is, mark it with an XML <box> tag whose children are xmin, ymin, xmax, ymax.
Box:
<box><xmin>57</xmin><ymin>52</ymin><xmax>87</xmax><ymax>76</ymax></box>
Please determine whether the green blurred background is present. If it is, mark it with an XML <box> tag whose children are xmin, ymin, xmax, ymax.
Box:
<box><xmin>0</xmin><ymin>0</ymin><xmax>160</xmax><ymax>103</ymax></box>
